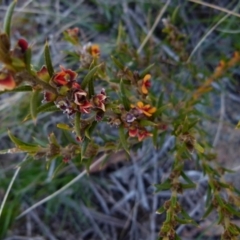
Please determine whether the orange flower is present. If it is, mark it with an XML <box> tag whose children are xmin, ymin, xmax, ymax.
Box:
<box><xmin>133</xmin><ymin>101</ymin><xmax>156</xmax><ymax>117</ymax></box>
<box><xmin>141</xmin><ymin>74</ymin><xmax>151</xmax><ymax>94</ymax></box>
<box><xmin>52</xmin><ymin>66</ymin><xmax>77</xmax><ymax>86</ymax></box>
<box><xmin>90</xmin><ymin>44</ymin><xmax>100</xmax><ymax>57</ymax></box>
<box><xmin>0</xmin><ymin>72</ymin><xmax>16</xmax><ymax>91</ymax></box>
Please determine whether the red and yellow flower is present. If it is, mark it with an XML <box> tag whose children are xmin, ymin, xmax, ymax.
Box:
<box><xmin>132</xmin><ymin>101</ymin><xmax>156</xmax><ymax>117</ymax></box>
<box><xmin>141</xmin><ymin>74</ymin><xmax>151</xmax><ymax>94</ymax></box>
<box><xmin>128</xmin><ymin>126</ymin><xmax>152</xmax><ymax>141</ymax></box>
<box><xmin>0</xmin><ymin>71</ymin><xmax>16</xmax><ymax>91</ymax></box>
<box><xmin>52</xmin><ymin>66</ymin><xmax>77</xmax><ymax>86</ymax></box>
<box><xmin>128</xmin><ymin>126</ymin><xmax>138</xmax><ymax>138</ymax></box>
<box><xmin>137</xmin><ymin>129</ymin><xmax>153</xmax><ymax>141</ymax></box>
<box><xmin>78</xmin><ymin>101</ymin><xmax>92</xmax><ymax>114</ymax></box>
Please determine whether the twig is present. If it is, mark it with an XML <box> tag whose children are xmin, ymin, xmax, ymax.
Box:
<box><xmin>0</xmin><ymin>156</ymin><xmax>26</xmax><ymax>219</ymax></box>
<box><xmin>150</xmin><ymin>153</ymin><xmax>158</xmax><ymax>240</ymax></box>
<box><xmin>129</xmin><ymin>8</ymin><xmax>179</xmax><ymax>61</ymax></box>
<box><xmin>122</xmin><ymin>1</ymin><xmax>139</xmax><ymax>48</ymax></box>
<box><xmin>27</xmin><ymin>206</ymin><xmax>58</xmax><ymax>240</ymax></box>
<box><xmin>16</xmin><ymin>153</ymin><xmax>107</xmax><ymax>219</ymax></box>
<box><xmin>137</xmin><ymin>0</ymin><xmax>171</xmax><ymax>54</ymax></box>
<box><xmin>188</xmin><ymin>0</ymin><xmax>240</xmax><ymax>18</ymax></box>
<box><xmin>187</xmin><ymin>12</ymin><xmax>231</xmax><ymax>62</ymax></box>
<box><xmin>213</xmin><ymin>92</ymin><xmax>225</xmax><ymax>147</ymax></box>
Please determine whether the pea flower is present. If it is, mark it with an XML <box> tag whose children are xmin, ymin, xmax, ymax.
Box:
<box><xmin>90</xmin><ymin>44</ymin><xmax>100</xmax><ymax>57</ymax></box>
<box><xmin>0</xmin><ymin>71</ymin><xmax>16</xmax><ymax>91</ymax></box>
<box><xmin>132</xmin><ymin>101</ymin><xmax>156</xmax><ymax>117</ymax></box>
<box><xmin>55</xmin><ymin>99</ymin><xmax>75</xmax><ymax>116</ymax></box>
<box><xmin>141</xmin><ymin>74</ymin><xmax>151</xmax><ymax>94</ymax></box>
<box><xmin>128</xmin><ymin>126</ymin><xmax>153</xmax><ymax>141</ymax></box>
<box><xmin>52</xmin><ymin>66</ymin><xmax>77</xmax><ymax>86</ymax></box>
<box><xmin>78</xmin><ymin>101</ymin><xmax>92</xmax><ymax>114</ymax></box>
<box><xmin>74</xmin><ymin>89</ymin><xmax>87</xmax><ymax>105</ymax></box>
<box><xmin>137</xmin><ymin>129</ymin><xmax>153</xmax><ymax>141</ymax></box>
<box><xmin>92</xmin><ymin>88</ymin><xmax>107</xmax><ymax>111</ymax></box>
<box><xmin>128</xmin><ymin>126</ymin><xmax>138</xmax><ymax>138</ymax></box>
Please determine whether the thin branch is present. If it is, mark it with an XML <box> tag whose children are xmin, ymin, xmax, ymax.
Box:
<box><xmin>213</xmin><ymin>92</ymin><xmax>225</xmax><ymax>147</ymax></box>
<box><xmin>0</xmin><ymin>157</ymin><xmax>26</xmax><ymax>219</ymax></box>
<box><xmin>137</xmin><ymin>0</ymin><xmax>171</xmax><ymax>54</ymax></box>
<box><xmin>187</xmin><ymin>12</ymin><xmax>231</xmax><ymax>62</ymax></box>
<box><xmin>188</xmin><ymin>0</ymin><xmax>240</xmax><ymax>18</ymax></box>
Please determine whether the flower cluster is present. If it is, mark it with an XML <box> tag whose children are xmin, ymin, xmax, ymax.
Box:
<box><xmin>39</xmin><ymin>65</ymin><xmax>108</xmax><ymax>122</ymax></box>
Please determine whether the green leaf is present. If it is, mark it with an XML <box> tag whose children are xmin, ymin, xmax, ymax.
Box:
<box><xmin>154</xmin><ymin>179</ymin><xmax>171</xmax><ymax>192</ymax></box>
<box><xmin>180</xmin><ymin>171</ymin><xmax>195</xmax><ymax>185</ymax></box>
<box><xmin>74</xmin><ymin>112</ymin><xmax>81</xmax><ymax>139</ymax></box>
<box><xmin>156</xmin><ymin>206</ymin><xmax>165</xmax><ymax>214</ymax></box>
<box><xmin>56</xmin><ymin>123</ymin><xmax>73</xmax><ymax>131</ymax></box>
<box><xmin>48</xmin><ymin>132</ymin><xmax>59</xmax><ymax>146</ymax></box>
<box><xmin>85</xmin><ymin>121</ymin><xmax>97</xmax><ymax>140</ymax></box>
<box><xmin>52</xmin><ymin>162</ymin><xmax>65</xmax><ymax>179</ymax></box>
<box><xmin>157</xmin><ymin>92</ymin><xmax>164</xmax><ymax>108</ymax></box>
<box><xmin>139</xmin><ymin>119</ymin><xmax>156</xmax><ymax>127</ymax></box>
<box><xmin>181</xmin><ymin>209</ymin><xmax>198</xmax><ymax>226</ymax></box>
<box><xmin>154</xmin><ymin>103</ymin><xmax>170</xmax><ymax>116</ymax></box>
<box><xmin>81</xmin><ymin>138</ymin><xmax>90</xmax><ymax>161</ymax></box>
<box><xmin>119</xmin><ymin>124</ymin><xmax>129</xmax><ymax>154</ymax></box>
<box><xmin>194</xmin><ymin>142</ymin><xmax>204</xmax><ymax>153</ymax></box>
<box><xmin>81</xmin><ymin>64</ymin><xmax>101</xmax><ymax>89</ymax></box>
<box><xmin>120</xmin><ymin>79</ymin><xmax>130</xmax><ymax>111</ymax></box>
<box><xmin>3</xmin><ymin>0</ymin><xmax>17</xmax><ymax>37</ymax></box>
<box><xmin>30</xmin><ymin>89</ymin><xmax>40</xmax><ymax>123</ymax></box>
<box><xmin>111</xmin><ymin>56</ymin><xmax>124</xmax><ymax>70</ymax></box>
<box><xmin>225</xmin><ymin>203</ymin><xmax>240</xmax><ymax>217</ymax></box>
<box><xmin>217</xmin><ymin>210</ymin><xmax>224</xmax><ymax>224</ymax></box>
<box><xmin>8</xmin><ymin>130</ymin><xmax>40</xmax><ymax>152</ymax></box>
<box><xmin>139</xmin><ymin>63</ymin><xmax>155</xmax><ymax>78</ymax></box>
<box><xmin>187</xmin><ymin>118</ymin><xmax>199</xmax><ymax>131</ymax></box>
<box><xmin>44</xmin><ymin>42</ymin><xmax>54</xmax><ymax>77</ymax></box>
<box><xmin>23</xmin><ymin>102</ymin><xmax>59</xmax><ymax>122</ymax></box>
<box><xmin>181</xmin><ymin>183</ymin><xmax>196</xmax><ymax>189</ymax></box>
<box><xmin>175</xmin><ymin>216</ymin><xmax>193</xmax><ymax>224</ymax></box>
<box><xmin>0</xmin><ymin>85</ymin><xmax>32</xmax><ymax>95</ymax></box>
<box><xmin>88</xmin><ymin>78</ymin><xmax>95</xmax><ymax>97</ymax></box>
<box><xmin>203</xmin><ymin>204</ymin><xmax>214</xmax><ymax>218</ymax></box>
<box><xmin>37</xmin><ymin>102</ymin><xmax>57</xmax><ymax>113</ymax></box>
<box><xmin>236</xmin><ymin>120</ymin><xmax>240</xmax><ymax>129</ymax></box>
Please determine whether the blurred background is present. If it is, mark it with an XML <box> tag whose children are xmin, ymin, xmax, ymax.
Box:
<box><xmin>1</xmin><ymin>0</ymin><xmax>240</xmax><ymax>239</ymax></box>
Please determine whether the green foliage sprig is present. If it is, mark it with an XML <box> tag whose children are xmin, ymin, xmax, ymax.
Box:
<box><xmin>1</xmin><ymin>2</ymin><xmax>240</xmax><ymax>240</ymax></box>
